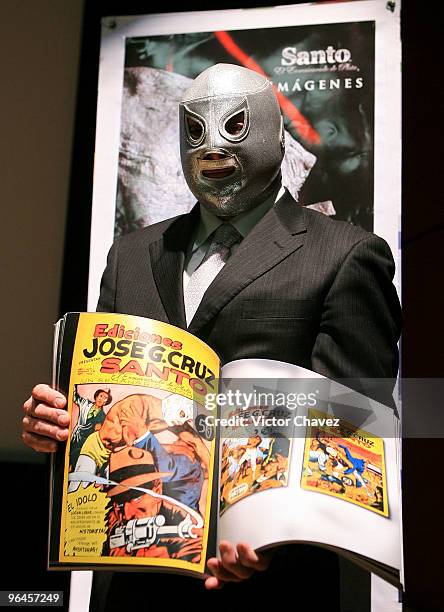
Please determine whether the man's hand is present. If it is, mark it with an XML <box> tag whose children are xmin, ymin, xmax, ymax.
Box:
<box><xmin>22</xmin><ymin>384</ymin><xmax>70</xmax><ymax>452</ymax></box>
<box><xmin>205</xmin><ymin>541</ymin><xmax>272</xmax><ymax>589</ymax></box>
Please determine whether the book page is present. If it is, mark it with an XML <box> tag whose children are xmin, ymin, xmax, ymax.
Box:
<box><xmin>217</xmin><ymin>359</ymin><xmax>401</xmax><ymax>574</ymax></box>
<box><xmin>50</xmin><ymin>312</ymin><xmax>219</xmax><ymax>576</ymax></box>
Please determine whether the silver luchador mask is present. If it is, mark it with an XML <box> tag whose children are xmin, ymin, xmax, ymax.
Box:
<box><xmin>179</xmin><ymin>63</ymin><xmax>285</xmax><ymax>218</ymax></box>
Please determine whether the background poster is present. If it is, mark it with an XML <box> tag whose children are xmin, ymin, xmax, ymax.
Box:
<box><xmin>119</xmin><ymin>22</ymin><xmax>374</xmax><ymax>236</ymax></box>
<box><xmin>89</xmin><ymin>1</ymin><xmax>401</xmax><ymax>310</ymax></box>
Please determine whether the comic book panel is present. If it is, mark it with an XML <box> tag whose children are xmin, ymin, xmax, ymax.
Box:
<box><xmin>62</xmin><ymin>384</ymin><xmax>213</xmax><ymax>568</ymax></box>
<box><xmin>300</xmin><ymin>409</ymin><xmax>388</xmax><ymax>517</ymax></box>
<box><xmin>220</xmin><ymin>433</ymin><xmax>292</xmax><ymax>515</ymax></box>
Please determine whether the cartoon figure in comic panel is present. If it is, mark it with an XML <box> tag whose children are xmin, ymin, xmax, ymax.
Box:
<box><xmin>70</xmin><ymin>385</ymin><xmax>112</xmax><ymax>470</ymax></box>
<box><xmin>69</xmin><ymin>392</ymin><xmax>209</xmax><ymax>514</ymax></box>
<box><xmin>104</xmin><ymin>446</ymin><xmax>203</xmax><ymax>561</ymax></box>
<box><xmin>338</xmin><ymin>443</ymin><xmax>370</xmax><ymax>494</ymax></box>
<box><xmin>305</xmin><ymin>437</ymin><xmax>328</xmax><ymax>475</ymax></box>
<box><xmin>220</xmin><ymin>436</ymin><xmax>290</xmax><ymax>509</ymax></box>
<box><xmin>221</xmin><ymin>443</ymin><xmax>243</xmax><ymax>486</ymax></box>
<box><xmin>235</xmin><ymin>433</ymin><xmax>265</xmax><ymax>483</ymax></box>
<box><xmin>253</xmin><ymin>436</ymin><xmax>290</xmax><ymax>490</ymax></box>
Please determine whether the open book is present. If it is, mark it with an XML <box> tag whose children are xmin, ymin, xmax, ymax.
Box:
<box><xmin>49</xmin><ymin>312</ymin><xmax>402</xmax><ymax>588</ymax></box>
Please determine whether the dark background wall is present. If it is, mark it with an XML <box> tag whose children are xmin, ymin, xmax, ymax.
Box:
<box><xmin>0</xmin><ymin>1</ymin><xmax>441</xmax><ymax>609</ymax></box>
<box><xmin>0</xmin><ymin>0</ymin><xmax>84</xmax><ymax>463</ymax></box>
<box><xmin>0</xmin><ymin>1</ymin><xmax>84</xmax><ymax>606</ymax></box>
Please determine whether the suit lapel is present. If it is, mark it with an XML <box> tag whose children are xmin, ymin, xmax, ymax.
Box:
<box><xmin>149</xmin><ymin>206</ymin><xmax>199</xmax><ymax>329</ymax></box>
<box><xmin>188</xmin><ymin>190</ymin><xmax>307</xmax><ymax>335</ymax></box>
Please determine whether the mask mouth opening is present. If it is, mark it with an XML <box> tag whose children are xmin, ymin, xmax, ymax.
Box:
<box><xmin>202</xmin><ymin>167</ymin><xmax>236</xmax><ymax>179</ymax></box>
<box><xmin>198</xmin><ymin>150</ymin><xmax>237</xmax><ymax>180</ymax></box>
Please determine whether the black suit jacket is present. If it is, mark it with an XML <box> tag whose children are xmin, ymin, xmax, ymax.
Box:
<box><xmin>93</xmin><ymin>190</ymin><xmax>401</xmax><ymax>610</ymax></box>
<box><xmin>97</xmin><ymin>189</ymin><xmax>401</xmax><ymax>382</ymax></box>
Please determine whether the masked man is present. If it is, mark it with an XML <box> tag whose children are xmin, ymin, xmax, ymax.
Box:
<box><xmin>22</xmin><ymin>63</ymin><xmax>401</xmax><ymax>608</ymax></box>
<box><xmin>96</xmin><ymin>63</ymin><xmax>400</xmax><ymax>384</ymax></box>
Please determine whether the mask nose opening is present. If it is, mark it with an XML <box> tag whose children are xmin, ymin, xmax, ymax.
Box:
<box><xmin>202</xmin><ymin>151</ymin><xmax>229</xmax><ymax>161</ymax></box>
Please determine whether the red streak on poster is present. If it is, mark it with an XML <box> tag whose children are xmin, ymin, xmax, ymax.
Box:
<box><xmin>214</xmin><ymin>30</ymin><xmax>321</xmax><ymax>145</ymax></box>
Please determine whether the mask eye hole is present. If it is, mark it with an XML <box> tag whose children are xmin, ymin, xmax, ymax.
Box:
<box><xmin>185</xmin><ymin>115</ymin><xmax>204</xmax><ymax>142</ymax></box>
<box><xmin>224</xmin><ymin>111</ymin><xmax>245</xmax><ymax>136</ymax></box>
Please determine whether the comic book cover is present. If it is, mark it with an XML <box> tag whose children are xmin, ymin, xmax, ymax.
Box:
<box><xmin>219</xmin><ymin>406</ymin><xmax>292</xmax><ymax>515</ymax></box>
<box><xmin>49</xmin><ymin>312</ymin><xmax>219</xmax><ymax>576</ymax></box>
<box><xmin>300</xmin><ymin>409</ymin><xmax>388</xmax><ymax>517</ymax></box>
